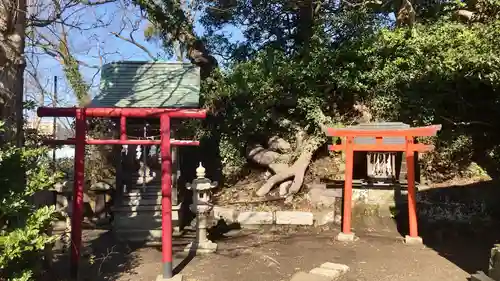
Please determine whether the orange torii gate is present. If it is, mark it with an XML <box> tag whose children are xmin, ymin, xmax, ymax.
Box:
<box><xmin>326</xmin><ymin>124</ymin><xmax>442</xmax><ymax>243</ymax></box>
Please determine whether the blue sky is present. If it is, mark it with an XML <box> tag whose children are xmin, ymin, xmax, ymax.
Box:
<box><xmin>29</xmin><ymin>1</ymin><xmax>243</xmax><ymax>113</ymax></box>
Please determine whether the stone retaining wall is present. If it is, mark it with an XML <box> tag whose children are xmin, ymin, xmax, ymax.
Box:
<box><xmin>307</xmin><ymin>182</ymin><xmax>497</xmax><ymax>223</ymax></box>
<box><xmin>213</xmin><ymin>206</ymin><xmax>339</xmax><ymax>227</ymax></box>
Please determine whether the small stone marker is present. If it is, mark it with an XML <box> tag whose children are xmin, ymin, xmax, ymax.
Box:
<box><xmin>290</xmin><ymin>271</ymin><xmax>331</xmax><ymax>281</ymax></box>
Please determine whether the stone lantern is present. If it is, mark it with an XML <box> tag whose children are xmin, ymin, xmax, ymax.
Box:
<box><xmin>184</xmin><ymin>163</ymin><xmax>218</xmax><ymax>254</ymax></box>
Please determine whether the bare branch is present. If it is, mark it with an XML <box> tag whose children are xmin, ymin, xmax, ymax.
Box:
<box><xmin>110</xmin><ymin>31</ymin><xmax>157</xmax><ymax>60</ymax></box>
<box><xmin>439</xmin><ymin>115</ymin><xmax>494</xmax><ymax>127</ymax></box>
<box><xmin>79</xmin><ymin>0</ymin><xmax>116</xmax><ymax>5</ymax></box>
<box><xmin>28</xmin><ymin>0</ymin><xmax>116</xmax><ymax>27</ymax></box>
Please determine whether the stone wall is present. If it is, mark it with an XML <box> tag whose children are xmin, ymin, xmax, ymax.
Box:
<box><xmin>319</xmin><ymin>182</ymin><xmax>497</xmax><ymax>224</ymax></box>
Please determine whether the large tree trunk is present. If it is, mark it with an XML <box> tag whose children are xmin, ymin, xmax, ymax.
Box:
<box><xmin>186</xmin><ymin>37</ymin><xmax>217</xmax><ymax>80</ymax></box>
<box><xmin>0</xmin><ymin>0</ymin><xmax>27</xmax><ymax>146</ymax></box>
<box><xmin>296</xmin><ymin>0</ymin><xmax>314</xmax><ymax>58</ymax></box>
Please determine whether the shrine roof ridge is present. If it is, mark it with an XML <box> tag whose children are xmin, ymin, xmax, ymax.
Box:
<box><xmin>326</xmin><ymin>124</ymin><xmax>442</xmax><ymax>137</ymax></box>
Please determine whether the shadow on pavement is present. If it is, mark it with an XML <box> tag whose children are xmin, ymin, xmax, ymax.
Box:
<box><xmin>392</xmin><ymin>180</ymin><xmax>500</xmax><ymax>274</ymax></box>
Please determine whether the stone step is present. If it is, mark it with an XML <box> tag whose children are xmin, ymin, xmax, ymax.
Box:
<box><xmin>125</xmin><ymin>183</ymin><xmax>162</xmax><ymax>189</ymax></box>
<box><xmin>112</xmin><ymin>205</ymin><xmax>162</xmax><ymax>212</ymax></box>
<box><xmin>113</xmin><ymin>229</ymin><xmax>186</xmax><ymax>244</ymax></box>
<box><xmin>130</xmin><ymin>178</ymin><xmax>162</xmax><ymax>184</ymax></box>
<box><xmin>112</xmin><ymin>203</ymin><xmax>181</xmax><ymax>213</ymax></box>
<box><xmin>114</xmin><ymin>210</ymin><xmax>178</xmax><ymax>220</ymax></box>
<box><xmin>121</xmin><ymin>198</ymin><xmax>162</xmax><ymax>206</ymax></box>
<box><xmin>125</xmin><ymin>185</ymin><xmax>163</xmax><ymax>191</ymax></box>
<box><xmin>113</xmin><ymin>227</ymin><xmax>192</xmax><ymax>241</ymax></box>
<box><xmin>125</xmin><ymin>186</ymin><xmax>162</xmax><ymax>191</ymax></box>
<box><xmin>121</xmin><ymin>193</ymin><xmax>162</xmax><ymax>200</ymax></box>
<box><xmin>113</xmin><ymin>215</ymin><xmax>178</xmax><ymax>229</ymax></box>
<box><xmin>115</xmin><ymin>210</ymin><xmax>162</xmax><ymax>218</ymax></box>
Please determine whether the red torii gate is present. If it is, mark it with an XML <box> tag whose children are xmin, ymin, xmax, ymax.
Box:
<box><xmin>326</xmin><ymin>124</ymin><xmax>442</xmax><ymax>243</ymax></box>
<box><xmin>37</xmin><ymin>106</ymin><xmax>207</xmax><ymax>279</ymax></box>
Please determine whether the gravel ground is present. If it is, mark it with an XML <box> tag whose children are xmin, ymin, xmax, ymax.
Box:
<box><xmin>49</xmin><ymin>214</ymin><xmax>498</xmax><ymax>281</ymax></box>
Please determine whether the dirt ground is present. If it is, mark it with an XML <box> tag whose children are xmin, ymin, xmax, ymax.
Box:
<box><xmin>48</xmin><ymin>214</ymin><xmax>500</xmax><ymax>281</ymax></box>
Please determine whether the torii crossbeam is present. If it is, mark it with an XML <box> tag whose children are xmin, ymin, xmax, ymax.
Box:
<box><xmin>326</xmin><ymin>124</ymin><xmax>442</xmax><ymax>243</ymax></box>
<box><xmin>37</xmin><ymin>107</ymin><xmax>207</xmax><ymax>280</ymax></box>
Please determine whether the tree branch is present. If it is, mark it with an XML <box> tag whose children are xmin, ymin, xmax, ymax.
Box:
<box><xmin>439</xmin><ymin>115</ymin><xmax>494</xmax><ymax>127</ymax></box>
<box><xmin>110</xmin><ymin>31</ymin><xmax>157</xmax><ymax>60</ymax></box>
<box><xmin>79</xmin><ymin>0</ymin><xmax>116</xmax><ymax>5</ymax></box>
<box><xmin>28</xmin><ymin>0</ymin><xmax>116</xmax><ymax>27</ymax></box>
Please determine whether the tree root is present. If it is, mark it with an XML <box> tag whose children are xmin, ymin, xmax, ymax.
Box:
<box><xmin>255</xmin><ymin>135</ymin><xmax>325</xmax><ymax>197</ymax></box>
<box><xmin>247</xmin><ymin>106</ymin><xmax>333</xmax><ymax>198</ymax></box>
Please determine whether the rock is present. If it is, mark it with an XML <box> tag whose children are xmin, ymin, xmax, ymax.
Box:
<box><xmin>319</xmin><ymin>262</ymin><xmax>349</xmax><ymax>274</ymax></box>
<box><xmin>56</xmin><ymin>194</ymin><xmax>69</xmax><ymax>210</ymax></box>
<box><xmin>290</xmin><ymin>271</ymin><xmax>331</xmax><ymax>281</ymax></box>
<box><xmin>314</xmin><ymin>210</ymin><xmax>336</xmax><ymax>226</ymax></box>
<box><xmin>268</xmin><ymin>136</ymin><xmax>292</xmax><ymax>152</ymax></box>
<box><xmin>279</xmin><ymin>181</ymin><xmax>292</xmax><ymax>196</ymax></box>
<box><xmin>90</xmin><ymin>181</ymin><xmax>113</xmax><ymax>190</ymax></box>
<box><xmin>213</xmin><ymin>206</ymin><xmax>237</xmax><ymax>222</ymax></box>
<box><xmin>308</xmin><ymin>187</ymin><xmax>342</xmax><ymax>208</ymax></box>
<box><xmin>53</xmin><ymin>181</ymin><xmax>72</xmax><ymax>193</ymax></box>
<box><xmin>275</xmin><ymin>211</ymin><xmax>313</xmax><ymax>225</ymax></box>
<box><xmin>237</xmin><ymin>211</ymin><xmax>274</xmax><ymax>225</ymax></box>
<box><xmin>309</xmin><ymin>267</ymin><xmax>343</xmax><ymax>279</ymax></box>
<box><xmin>334</xmin><ymin>214</ymin><xmax>342</xmax><ymax>225</ymax></box>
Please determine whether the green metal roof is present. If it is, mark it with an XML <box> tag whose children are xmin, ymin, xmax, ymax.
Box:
<box><xmin>90</xmin><ymin>61</ymin><xmax>200</xmax><ymax>108</ymax></box>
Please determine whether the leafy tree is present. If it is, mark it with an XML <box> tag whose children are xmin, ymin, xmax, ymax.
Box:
<box><xmin>0</xmin><ymin>121</ymin><xmax>61</xmax><ymax>280</ymax></box>
<box><xmin>133</xmin><ymin>0</ymin><xmax>500</xmax><ymax>194</ymax></box>
<box><xmin>331</xmin><ymin>19</ymin><xmax>500</xmax><ymax>179</ymax></box>
<box><xmin>133</xmin><ymin>0</ymin><xmax>386</xmax><ymax>196</ymax></box>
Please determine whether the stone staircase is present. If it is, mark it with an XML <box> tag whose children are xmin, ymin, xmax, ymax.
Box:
<box><xmin>112</xmin><ymin>171</ymin><xmax>185</xmax><ymax>244</ymax></box>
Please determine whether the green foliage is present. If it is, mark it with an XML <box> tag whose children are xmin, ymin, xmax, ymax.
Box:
<box><xmin>202</xmin><ymin>47</ymin><xmax>353</xmax><ymax>173</ymax></box>
<box><xmin>0</xmin><ymin>122</ymin><xmax>61</xmax><ymax>280</ymax></box>
<box><xmin>58</xmin><ymin>41</ymin><xmax>90</xmax><ymax>105</ymax></box>
<box><xmin>138</xmin><ymin>0</ymin><xmax>500</xmax><ymax>180</ymax></box>
<box><xmin>331</xmin><ymin>19</ymin><xmax>500</xmax><ymax>178</ymax></box>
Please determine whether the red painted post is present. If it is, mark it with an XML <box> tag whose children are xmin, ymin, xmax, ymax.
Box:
<box><xmin>405</xmin><ymin>136</ymin><xmax>418</xmax><ymax>237</ymax></box>
<box><xmin>342</xmin><ymin>136</ymin><xmax>354</xmax><ymax>234</ymax></box>
<box><xmin>120</xmin><ymin>116</ymin><xmax>127</xmax><ymax>140</ymax></box>
<box><xmin>160</xmin><ymin>113</ymin><xmax>173</xmax><ymax>278</ymax></box>
<box><xmin>70</xmin><ymin>108</ymin><xmax>86</xmax><ymax>278</ymax></box>
<box><xmin>36</xmin><ymin>106</ymin><xmax>208</xmax><ymax>278</ymax></box>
